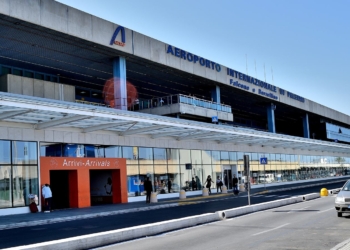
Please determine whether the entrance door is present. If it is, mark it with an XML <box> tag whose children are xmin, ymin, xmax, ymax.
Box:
<box><xmin>50</xmin><ymin>170</ymin><xmax>70</xmax><ymax>210</ymax></box>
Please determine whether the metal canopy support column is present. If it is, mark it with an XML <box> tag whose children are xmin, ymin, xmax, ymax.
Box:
<box><xmin>211</xmin><ymin>85</ymin><xmax>221</xmax><ymax>104</ymax></box>
<box><xmin>267</xmin><ymin>103</ymin><xmax>276</xmax><ymax>133</ymax></box>
<box><xmin>113</xmin><ymin>57</ymin><xmax>127</xmax><ymax>110</ymax></box>
<box><xmin>303</xmin><ymin>113</ymin><xmax>310</xmax><ymax>139</ymax></box>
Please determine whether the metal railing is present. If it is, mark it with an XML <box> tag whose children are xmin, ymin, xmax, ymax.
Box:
<box><xmin>75</xmin><ymin>94</ymin><xmax>232</xmax><ymax>113</ymax></box>
<box><xmin>136</xmin><ymin>94</ymin><xmax>232</xmax><ymax>113</ymax></box>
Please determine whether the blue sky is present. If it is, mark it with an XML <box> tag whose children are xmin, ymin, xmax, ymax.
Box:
<box><xmin>57</xmin><ymin>0</ymin><xmax>350</xmax><ymax>115</ymax></box>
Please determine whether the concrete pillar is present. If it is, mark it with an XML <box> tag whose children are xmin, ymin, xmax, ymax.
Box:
<box><xmin>211</xmin><ymin>85</ymin><xmax>221</xmax><ymax>104</ymax></box>
<box><xmin>113</xmin><ymin>57</ymin><xmax>127</xmax><ymax>110</ymax></box>
<box><xmin>303</xmin><ymin>113</ymin><xmax>310</xmax><ymax>138</ymax></box>
<box><xmin>267</xmin><ymin>103</ymin><xmax>276</xmax><ymax>133</ymax></box>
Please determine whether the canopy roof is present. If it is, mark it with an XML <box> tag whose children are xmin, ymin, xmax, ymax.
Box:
<box><xmin>0</xmin><ymin>92</ymin><xmax>349</xmax><ymax>155</ymax></box>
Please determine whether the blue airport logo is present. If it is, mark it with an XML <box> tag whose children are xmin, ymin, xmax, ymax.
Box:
<box><xmin>166</xmin><ymin>45</ymin><xmax>221</xmax><ymax>72</ymax></box>
<box><xmin>110</xmin><ymin>26</ymin><xmax>126</xmax><ymax>47</ymax></box>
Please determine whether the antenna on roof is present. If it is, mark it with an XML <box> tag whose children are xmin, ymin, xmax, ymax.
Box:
<box><xmin>264</xmin><ymin>63</ymin><xmax>266</xmax><ymax>82</ymax></box>
<box><xmin>255</xmin><ymin>60</ymin><xmax>257</xmax><ymax>78</ymax></box>
<box><xmin>271</xmin><ymin>67</ymin><xmax>274</xmax><ymax>84</ymax></box>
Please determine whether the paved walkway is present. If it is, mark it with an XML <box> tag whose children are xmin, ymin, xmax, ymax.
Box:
<box><xmin>0</xmin><ymin>177</ymin><xmax>347</xmax><ymax>231</ymax></box>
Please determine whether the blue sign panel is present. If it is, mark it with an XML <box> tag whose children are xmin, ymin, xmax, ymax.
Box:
<box><xmin>212</xmin><ymin>116</ymin><xmax>218</xmax><ymax>123</ymax></box>
<box><xmin>260</xmin><ymin>157</ymin><xmax>268</xmax><ymax>164</ymax></box>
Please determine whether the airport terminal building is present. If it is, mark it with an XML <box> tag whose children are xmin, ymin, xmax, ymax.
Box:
<box><xmin>0</xmin><ymin>0</ymin><xmax>350</xmax><ymax>215</ymax></box>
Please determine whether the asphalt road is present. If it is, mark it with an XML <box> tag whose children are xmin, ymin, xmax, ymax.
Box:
<box><xmin>0</xmin><ymin>182</ymin><xmax>344</xmax><ymax>249</ymax></box>
<box><xmin>99</xmin><ymin>195</ymin><xmax>349</xmax><ymax>250</ymax></box>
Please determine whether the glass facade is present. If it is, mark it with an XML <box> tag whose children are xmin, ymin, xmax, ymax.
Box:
<box><xmin>40</xmin><ymin>143</ymin><xmax>350</xmax><ymax>198</ymax></box>
<box><xmin>0</xmin><ymin>140</ymin><xmax>39</xmax><ymax>209</ymax></box>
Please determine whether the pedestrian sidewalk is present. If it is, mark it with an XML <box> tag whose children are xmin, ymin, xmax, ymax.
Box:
<box><xmin>0</xmin><ymin>177</ymin><xmax>346</xmax><ymax>231</ymax></box>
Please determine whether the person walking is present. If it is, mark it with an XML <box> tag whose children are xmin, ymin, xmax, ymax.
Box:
<box><xmin>204</xmin><ymin>175</ymin><xmax>214</xmax><ymax>194</ymax></box>
<box><xmin>232</xmin><ymin>174</ymin><xmax>239</xmax><ymax>194</ymax></box>
<box><xmin>144</xmin><ymin>177</ymin><xmax>153</xmax><ymax>203</ymax></box>
<box><xmin>41</xmin><ymin>184</ymin><xmax>52</xmax><ymax>213</ymax></box>
<box><xmin>216</xmin><ymin>176</ymin><xmax>223</xmax><ymax>193</ymax></box>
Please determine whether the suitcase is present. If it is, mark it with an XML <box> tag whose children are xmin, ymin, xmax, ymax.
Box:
<box><xmin>29</xmin><ymin>202</ymin><xmax>38</xmax><ymax>213</ymax></box>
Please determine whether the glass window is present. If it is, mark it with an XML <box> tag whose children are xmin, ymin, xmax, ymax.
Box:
<box><xmin>0</xmin><ymin>166</ymin><xmax>11</xmax><ymax>208</ymax></box>
<box><xmin>0</xmin><ymin>140</ymin><xmax>11</xmax><ymax>164</ymax></box>
<box><xmin>12</xmin><ymin>141</ymin><xmax>37</xmax><ymax>165</ymax></box>
<box><xmin>34</xmin><ymin>73</ymin><xmax>44</xmax><ymax>80</ymax></box>
<box><xmin>52</xmin><ymin>76</ymin><xmax>58</xmax><ymax>82</ymax></box>
<box><xmin>122</xmin><ymin>147</ymin><xmax>138</xmax><ymax>164</ymax></box>
<box><xmin>12</xmin><ymin>69</ymin><xmax>22</xmax><ymax>76</ymax></box>
<box><xmin>179</xmin><ymin>149</ymin><xmax>191</xmax><ymax>164</ymax></box>
<box><xmin>45</xmin><ymin>75</ymin><xmax>51</xmax><ymax>81</ymax></box>
<box><xmin>154</xmin><ymin>148</ymin><xmax>167</xmax><ymax>165</ymax></box>
<box><xmin>229</xmin><ymin>152</ymin><xmax>237</xmax><ymax>164</ymax></box>
<box><xmin>105</xmin><ymin>146</ymin><xmax>122</xmax><ymax>158</ymax></box>
<box><xmin>167</xmin><ymin>149</ymin><xmax>179</xmax><ymax>165</ymax></box>
<box><xmin>202</xmin><ymin>150</ymin><xmax>212</xmax><ymax>165</ymax></box>
<box><xmin>23</xmin><ymin>71</ymin><xmax>33</xmax><ymax>78</ymax></box>
<box><xmin>167</xmin><ymin>164</ymin><xmax>180</xmax><ymax>193</ymax></box>
<box><xmin>12</xmin><ymin>165</ymin><xmax>38</xmax><ymax>207</ymax></box>
<box><xmin>1</xmin><ymin>66</ymin><xmax>11</xmax><ymax>75</ymax></box>
<box><xmin>191</xmin><ymin>150</ymin><xmax>202</xmax><ymax>165</ymax></box>
<box><xmin>220</xmin><ymin>151</ymin><xmax>229</xmax><ymax>164</ymax></box>
<box><xmin>40</xmin><ymin>144</ymin><xmax>62</xmax><ymax>157</ymax></box>
<box><xmin>211</xmin><ymin>151</ymin><xmax>220</xmax><ymax>164</ymax></box>
<box><xmin>139</xmin><ymin>147</ymin><xmax>153</xmax><ymax>164</ymax></box>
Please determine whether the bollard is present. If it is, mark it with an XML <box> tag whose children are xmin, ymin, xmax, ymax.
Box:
<box><xmin>202</xmin><ymin>188</ymin><xmax>209</xmax><ymax>196</ymax></box>
<box><xmin>179</xmin><ymin>190</ymin><xmax>186</xmax><ymax>199</ymax></box>
<box><xmin>239</xmin><ymin>184</ymin><xmax>245</xmax><ymax>192</ymax></box>
<box><xmin>222</xmin><ymin>185</ymin><xmax>228</xmax><ymax>194</ymax></box>
<box><xmin>150</xmin><ymin>192</ymin><xmax>158</xmax><ymax>203</ymax></box>
<box><xmin>320</xmin><ymin>188</ymin><xmax>328</xmax><ymax>197</ymax></box>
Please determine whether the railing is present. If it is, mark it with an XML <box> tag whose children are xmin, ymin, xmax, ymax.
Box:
<box><xmin>136</xmin><ymin>94</ymin><xmax>232</xmax><ymax>113</ymax></box>
<box><xmin>75</xmin><ymin>94</ymin><xmax>232</xmax><ymax>113</ymax></box>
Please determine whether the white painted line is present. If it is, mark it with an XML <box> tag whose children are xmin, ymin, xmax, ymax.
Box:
<box><xmin>253</xmin><ymin>195</ymin><xmax>263</xmax><ymax>197</ymax></box>
<box><xmin>317</xmin><ymin>207</ymin><xmax>335</xmax><ymax>213</ymax></box>
<box><xmin>278</xmin><ymin>195</ymin><xmax>290</xmax><ymax>198</ymax></box>
<box><xmin>264</xmin><ymin>195</ymin><xmax>277</xmax><ymax>197</ymax></box>
<box><xmin>252</xmin><ymin>223</ymin><xmax>290</xmax><ymax>236</ymax></box>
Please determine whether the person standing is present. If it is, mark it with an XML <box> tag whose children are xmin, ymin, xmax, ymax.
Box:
<box><xmin>204</xmin><ymin>175</ymin><xmax>214</xmax><ymax>194</ymax></box>
<box><xmin>191</xmin><ymin>177</ymin><xmax>197</xmax><ymax>191</ymax></box>
<box><xmin>224</xmin><ymin>174</ymin><xmax>228</xmax><ymax>187</ymax></box>
<box><xmin>144</xmin><ymin>177</ymin><xmax>153</xmax><ymax>203</ymax></box>
<box><xmin>41</xmin><ymin>184</ymin><xmax>52</xmax><ymax>213</ymax></box>
<box><xmin>195</xmin><ymin>176</ymin><xmax>202</xmax><ymax>190</ymax></box>
<box><xmin>216</xmin><ymin>176</ymin><xmax>223</xmax><ymax>193</ymax></box>
<box><xmin>232</xmin><ymin>174</ymin><xmax>238</xmax><ymax>194</ymax></box>
<box><xmin>167</xmin><ymin>179</ymin><xmax>172</xmax><ymax>193</ymax></box>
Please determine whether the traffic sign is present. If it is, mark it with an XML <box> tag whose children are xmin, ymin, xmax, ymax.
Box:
<box><xmin>212</xmin><ymin>116</ymin><xmax>218</xmax><ymax>123</ymax></box>
<box><xmin>260</xmin><ymin>157</ymin><xmax>268</xmax><ymax>164</ymax></box>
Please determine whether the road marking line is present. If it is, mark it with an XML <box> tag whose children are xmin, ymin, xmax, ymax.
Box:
<box><xmin>265</xmin><ymin>195</ymin><xmax>277</xmax><ymax>197</ymax></box>
<box><xmin>317</xmin><ymin>207</ymin><xmax>334</xmax><ymax>213</ymax></box>
<box><xmin>278</xmin><ymin>195</ymin><xmax>290</xmax><ymax>197</ymax></box>
<box><xmin>252</xmin><ymin>223</ymin><xmax>290</xmax><ymax>236</ymax></box>
<box><xmin>253</xmin><ymin>195</ymin><xmax>263</xmax><ymax>197</ymax></box>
